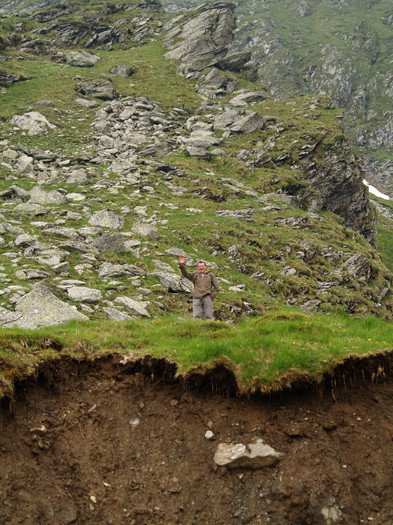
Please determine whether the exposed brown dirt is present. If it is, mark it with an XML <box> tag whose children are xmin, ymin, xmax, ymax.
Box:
<box><xmin>2</xmin><ymin>357</ymin><xmax>393</xmax><ymax>524</ymax></box>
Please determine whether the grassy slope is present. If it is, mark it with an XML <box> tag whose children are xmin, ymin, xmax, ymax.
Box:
<box><xmin>1</xmin><ymin>0</ymin><xmax>393</xmax><ymax>397</ymax></box>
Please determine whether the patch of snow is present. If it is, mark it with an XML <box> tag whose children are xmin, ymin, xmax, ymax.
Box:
<box><xmin>363</xmin><ymin>180</ymin><xmax>390</xmax><ymax>200</ymax></box>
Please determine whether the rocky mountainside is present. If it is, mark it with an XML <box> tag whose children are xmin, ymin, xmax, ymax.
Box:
<box><xmin>0</xmin><ymin>0</ymin><xmax>392</xmax><ymax>329</ymax></box>
<box><xmin>161</xmin><ymin>0</ymin><xmax>393</xmax><ymax>194</ymax></box>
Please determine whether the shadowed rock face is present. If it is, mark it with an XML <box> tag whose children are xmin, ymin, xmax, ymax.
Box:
<box><xmin>299</xmin><ymin>138</ymin><xmax>376</xmax><ymax>243</ymax></box>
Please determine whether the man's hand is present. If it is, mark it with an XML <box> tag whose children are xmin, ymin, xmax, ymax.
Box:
<box><xmin>179</xmin><ymin>255</ymin><xmax>186</xmax><ymax>265</ymax></box>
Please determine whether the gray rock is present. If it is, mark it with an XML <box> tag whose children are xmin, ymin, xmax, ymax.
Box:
<box><xmin>14</xmin><ymin>234</ymin><xmax>38</xmax><ymax>247</ymax></box>
<box><xmin>114</xmin><ymin>296</ymin><xmax>150</xmax><ymax>317</ymax></box>
<box><xmin>15</xmin><ymin>268</ymin><xmax>51</xmax><ymax>280</ymax></box>
<box><xmin>150</xmin><ymin>270</ymin><xmax>193</xmax><ymax>294</ymax></box>
<box><xmin>74</xmin><ymin>98</ymin><xmax>98</xmax><ymax>108</ymax></box>
<box><xmin>214</xmin><ymin>109</ymin><xmax>241</xmax><ymax>130</ymax></box>
<box><xmin>66</xmin><ymin>50</ymin><xmax>100</xmax><ymax>67</ymax></box>
<box><xmin>139</xmin><ymin>141</ymin><xmax>172</xmax><ymax>158</ymax></box>
<box><xmin>109</xmin><ymin>63</ymin><xmax>134</xmax><ymax>78</ymax></box>
<box><xmin>215</xmin><ymin>209</ymin><xmax>254</xmax><ymax>221</ymax></box>
<box><xmin>214</xmin><ymin>439</ymin><xmax>284</xmax><ymax>469</ymax></box>
<box><xmin>76</xmin><ymin>79</ymin><xmax>116</xmax><ymax>100</ymax></box>
<box><xmin>338</xmin><ymin>253</ymin><xmax>372</xmax><ymax>281</ymax></box>
<box><xmin>10</xmin><ymin>112</ymin><xmax>56</xmax><ymax>136</ymax></box>
<box><xmin>216</xmin><ymin>50</ymin><xmax>254</xmax><ymax>73</ymax></box>
<box><xmin>93</xmin><ymin>232</ymin><xmax>125</xmax><ymax>253</ymax></box>
<box><xmin>197</xmin><ymin>68</ymin><xmax>237</xmax><ymax>97</ymax></box>
<box><xmin>14</xmin><ymin>202</ymin><xmax>48</xmax><ymax>217</ymax></box>
<box><xmin>163</xmin><ymin>3</ymin><xmax>245</xmax><ymax>77</ymax></box>
<box><xmin>98</xmin><ymin>262</ymin><xmax>144</xmax><ymax>279</ymax></box>
<box><xmin>102</xmin><ymin>307</ymin><xmax>132</xmax><ymax>321</ymax></box>
<box><xmin>131</xmin><ymin>221</ymin><xmax>160</xmax><ymax>240</ymax></box>
<box><xmin>88</xmin><ymin>210</ymin><xmax>124</xmax><ymax>230</ymax></box>
<box><xmin>48</xmin><ymin>501</ymin><xmax>78</xmax><ymax>524</ymax></box>
<box><xmin>1</xmin><ymin>282</ymin><xmax>89</xmax><ymax>329</ymax></box>
<box><xmin>229</xmin><ymin>111</ymin><xmax>265</xmax><ymax>133</ymax></box>
<box><xmin>152</xmin><ymin>259</ymin><xmax>175</xmax><ymax>272</ymax></box>
<box><xmin>30</xmin><ymin>186</ymin><xmax>68</xmax><ymax>205</ymax></box>
<box><xmin>67</xmin><ymin>286</ymin><xmax>102</xmax><ymax>303</ymax></box>
<box><xmin>229</xmin><ymin>91</ymin><xmax>267</xmax><ymax>106</ymax></box>
<box><xmin>259</xmin><ymin>193</ymin><xmax>299</xmax><ymax>206</ymax></box>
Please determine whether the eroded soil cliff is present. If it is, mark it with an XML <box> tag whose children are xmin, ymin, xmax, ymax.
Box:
<box><xmin>1</xmin><ymin>358</ymin><xmax>393</xmax><ymax>524</ymax></box>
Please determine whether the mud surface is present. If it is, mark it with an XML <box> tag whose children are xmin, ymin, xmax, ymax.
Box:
<box><xmin>2</xmin><ymin>358</ymin><xmax>393</xmax><ymax>524</ymax></box>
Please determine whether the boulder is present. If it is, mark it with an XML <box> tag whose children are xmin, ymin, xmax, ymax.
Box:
<box><xmin>67</xmin><ymin>286</ymin><xmax>102</xmax><ymax>303</ymax></box>
<box><xmin>10</xmin><ymin>112</ymin><xmax>56</xmax><ymax>136</ymax></box>
<box><xmin>0</xmin><ymin>282</ymin><xmax>89</xmax><ymax>329</ymax></box>
<box><xmin>214</xmin><ymin>439</ymin><xmax>285</xmax><ymax>469</ymax></box>
<box><xmin>98</xmin><ymin>262</ymin><xmax>144</xmax><ymax>279</ymax></box>
<box><xmin>229</xmin><ymin>91</ymin><xmax>267</xmax><ymax>106</ymax></box>
<box><xmin>88</xmin><ymin>210</ymin><xmax>124</xmax><ymax>230</ymax></box>
<box><xmin>109</xmin><ymin>63</ymin><xmax>135</xmax><ymax>78</ymax></box>
<box><xmin>229</xmin><ymin>112</ymin><xmax>265</xmax><ymax>133</ymax></box>
<box><xmin>13</xmin><ymin>202</ymin><xmax>47</xmax><ymax>215</ymax></box>
<box><xmin>0</xmin><ymin>70</ymin><xmax>28</xmax><ymax>87</ymax></box>
<box><xmin>93</xmin><ymin>232</ymin><xmax>125</xmax><ymax>253</ymax></box>
<box><xmin>102</xmin><ymin>307</ymin><xmax>132</xmax><ymax>321</ymax></box>
<box><xmin>150</xmin><ymin>270</ymin><xmax>193</xmax><ymax>294</ymax></box>
<box><xmin>15</xmin><ymin>269</ymin><xmax>51</xmax><ymax>280</ymax></box>
<box><xmin>216</xmin><ymin>50</ymin><xmax>253</xmax><ymax>72</ymax></box>
<box><xmin>338</xmin><ymin>254</ymin><xmax>372</xmax><ymax>281</ymax></box>
<box><xmin>114</xmin><ymin>296</ymin><xmax>150</xmax><ymax>317</ymax></box>
<box><xmin>30</xmin><ymin>186</ymin><xmax>68</xmax><ymax>205</ymax></box>
<box><xmin>66</xmin><ymin>50</ymin><xmax>100</xmax><ymax>67</ymax></box>
<box><xmin>131</xmin><ymin>221</ymin><xmax>160</xmax><ymax>240</ymax></box>
<box><xmin>76</xmin><ymin>79</ymin><xmax>116</xmax><ymax>100</ymax></box>
<box><xmin>213</xmin><ymin>109</ymin><xmax>240</xmax><ymax>130</ymax></box>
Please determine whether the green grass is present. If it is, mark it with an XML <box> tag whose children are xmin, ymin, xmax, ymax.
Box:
<box><xmin>1</xmin><ymin>309</ymin><xmax>393</xmax><ymax>397</ymax></box>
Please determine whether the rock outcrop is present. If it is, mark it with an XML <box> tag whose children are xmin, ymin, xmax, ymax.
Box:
<box><xmin>163</xmin><ymin>3</ymin><xmax>257</xmax><ymax>82</ymax></box>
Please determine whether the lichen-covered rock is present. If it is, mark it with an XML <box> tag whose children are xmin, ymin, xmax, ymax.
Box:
<box><xmin>131</xmin><ymin>221</ymin><xmax>160</xmax><ymax>240</ymax></box>
<box><xmin>88</xmin><ymin>210</ymin><xmax>124</xmax><ymax>230</ymax></box>
<box><xmin>67</xmin><ymin>286</ymin><xmax>102</xmax><ymax>303</ymax></box>
<box><xmin>0</xmin><ymin>282</ymin><xmax>89</xmax><ymax>329</ymax></box>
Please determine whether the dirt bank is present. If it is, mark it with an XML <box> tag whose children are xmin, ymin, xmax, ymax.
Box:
<box><xmin>1</xmin><ymin>357</ymin><xmax>393</xmax><ymax>524</ymax></box>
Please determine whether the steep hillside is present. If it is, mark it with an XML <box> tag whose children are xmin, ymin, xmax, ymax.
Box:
<box><xmin>161</xmin><ymin>0</ymin><xmax>393</xmax><ymax>194</ymax></box>
<box><xmin>0</xmin><ymin>0</ymin><xmax>392</xmax><ymax>331</ymax></box>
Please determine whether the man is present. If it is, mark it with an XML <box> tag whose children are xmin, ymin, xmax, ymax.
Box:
<box><xmin>179</xmin><ymin>255</ymin><xmax>220</xmax><ymax>319</ymax></box>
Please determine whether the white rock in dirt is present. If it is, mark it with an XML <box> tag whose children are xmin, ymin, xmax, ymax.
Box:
<box><xmin>214</xmin><ymin>438</ymin><xmax>284</xmax><ymax>469</ymax></box>
<box><xmin>114</xmin><ymin>296</ymin><xmax>150</xmax><ymax>317</ymax></box>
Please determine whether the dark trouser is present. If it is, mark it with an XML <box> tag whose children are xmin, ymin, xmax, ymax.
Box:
<box><xmin>193</xmin><ymin>295</ymin><xmax>214</xmax><ymax>319</ymax></box>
